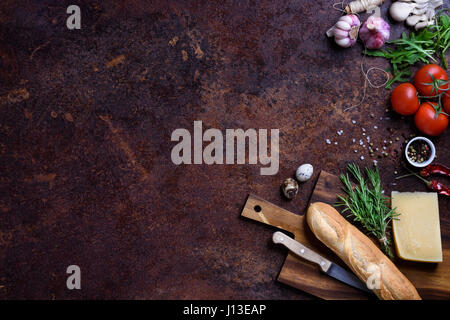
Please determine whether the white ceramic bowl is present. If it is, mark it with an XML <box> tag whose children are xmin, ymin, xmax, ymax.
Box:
<box><xmin>405</xmin><ymin>137</ymin><xmax>435</xmax><ymax>168</ymax></box>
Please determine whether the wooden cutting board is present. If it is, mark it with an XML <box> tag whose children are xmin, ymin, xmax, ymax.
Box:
<box><xmin>241</xmin><ymin>171</ymin><xmax>450</xmax><ymax>300</ymax></box>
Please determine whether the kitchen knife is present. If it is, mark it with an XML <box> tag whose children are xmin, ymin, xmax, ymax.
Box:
<box><xmin>272</xmin><ymin>231</ymin><xmax>372</xmax><ymax>293</ymax></box>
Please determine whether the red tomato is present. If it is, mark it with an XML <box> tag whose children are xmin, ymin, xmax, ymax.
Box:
<box><xmin>443</xmin><ymin>92</ymin><xmax>450</xmax><ymax>114</ymax></box>
<box><xmin>391</xmin><ymin>83</ymin><xmax>420</xmax><ymax>115</ymax></box>
<box><xmin>414</xmin><ymin>64</ymin><xmax>448</xmax><ymax>97</ymax></box>
<box><xmin>414</xmin><ymin>102</ymin><xmax>449</xmax><ymax>136</ymax></box>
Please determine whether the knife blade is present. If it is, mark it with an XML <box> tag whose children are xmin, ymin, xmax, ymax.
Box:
<box><xmin>272</xmin><ymin>231</ymin><xmax>371</xmax><ymax>293</ymax></box>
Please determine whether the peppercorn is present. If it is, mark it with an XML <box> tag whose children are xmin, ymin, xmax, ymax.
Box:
<box><xmin>407</xmin><ymin>140</ymin><xmax>431</xmax><ymax>164</ymax></box>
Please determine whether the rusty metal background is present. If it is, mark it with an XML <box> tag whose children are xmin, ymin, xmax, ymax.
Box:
<box><xmin>0</xmin><ymin>0</ymin><xmax>449</xmax><ymax>299</ymax></box>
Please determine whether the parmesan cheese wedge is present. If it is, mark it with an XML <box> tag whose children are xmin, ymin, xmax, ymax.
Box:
<box><xmin>392</xmin><ymin>192</ymin><xmax>442</xmax><ymax>263</ymax></box>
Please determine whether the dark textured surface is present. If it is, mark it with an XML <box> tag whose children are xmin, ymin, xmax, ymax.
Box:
<box><xmin>0</xmin><ymin>0</ymin><xmax>448</xmax><ymax>299</ymax></box>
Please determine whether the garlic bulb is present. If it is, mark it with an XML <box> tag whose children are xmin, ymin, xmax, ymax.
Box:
<box><xmin>359</xmin><ymin>15</ymin><xmax>390</xmax><ymax>49</ymax></box>
<box><xmin>389</xmin><ymin>0</ymin><xmax>443</xmax><ymax>30</ymax></box>
<box><xmin>326</xmin><ymin>15</ymin><xmax>361</xmax><ymax>48</ymax></box>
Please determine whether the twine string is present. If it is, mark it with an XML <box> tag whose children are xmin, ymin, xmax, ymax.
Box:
<box><xmin>333</xmin><ymin>1</ymin><xmax>347</xmax><ymax>14</ymax></box>
<box><xmin>330</xmin><ymin>2</ymin><xmax>390</xmax><ymax>112</ymax></box>
<box><xmin>344</xmin><ymin>49</ymin><xmax>390</xmax><ymax>112</ymax></box>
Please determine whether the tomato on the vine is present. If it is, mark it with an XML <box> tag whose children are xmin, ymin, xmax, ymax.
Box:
<box><xmin>414</xmin><ymin>64</ymin><xmax>448</xmax><ymax>97</ymax></box>
<box><xmin>391</xmin><ymin>83</ymin><xmax>420</xmax><ymax>115</ymax></box>
<box><xmin>414</xmin><ymin>102</ymin><xmax>449</xmax><ymax>136</ymax></box>
<box><xmin>443</xmin><ymin>92</ymin><xmax>450</xmax><ymax>115</ymax></box>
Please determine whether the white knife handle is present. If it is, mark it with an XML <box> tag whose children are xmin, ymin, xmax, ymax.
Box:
<box><xmin>272</xmin><ymin>231</ymin><xmax>332</xmax><ymax>272</ymax></box>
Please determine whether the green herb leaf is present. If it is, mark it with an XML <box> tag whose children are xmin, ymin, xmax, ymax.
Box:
<box><xmin>368</xmin><ymin>14</ymin><xmax>450</xmax><ymax>88</ymax></box>
<box><xmin>335</xmin><ymin>164</ymin><xmax>399</xmax><ymax>258</ymax></box>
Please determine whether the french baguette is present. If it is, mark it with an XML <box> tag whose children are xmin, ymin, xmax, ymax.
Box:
<box><xmin>306</xmin><ymin>202</ymin><xmax>421</xmax><ymax>300</ymax></box>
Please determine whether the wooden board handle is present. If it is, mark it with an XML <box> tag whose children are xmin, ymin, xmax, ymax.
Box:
<box><xmin>273</xmin><ymin>231</ymin><xmax>332</xmax><ymax>272</ymax></box>
<box><xmin>241</xmin><ymin>194</ymin><xmax>303</xmax><ymax>235</ymax></box>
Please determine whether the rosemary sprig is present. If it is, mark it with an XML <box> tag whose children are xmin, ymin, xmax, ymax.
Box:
<box><xmin>335</xmin><ymin>164</ymin><xmax>399</xmax><ymax>258</ymax></box>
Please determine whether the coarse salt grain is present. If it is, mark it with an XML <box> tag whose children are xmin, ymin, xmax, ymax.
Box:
<box><xmin>360</xmin><ymin>156</ymin><xmax>365</xmax><ymax>160</ymax></box>
<box><xmin>326</xmin><ymin>139</ymin><xmax>331</xmax><ymax>144</ymax></box>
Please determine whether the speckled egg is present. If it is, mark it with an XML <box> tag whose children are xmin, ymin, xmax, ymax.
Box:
<box><xmin>296</xmin><ymin>164</ymin><xmax>313</xmax><ymax>182</ymax></box>
<box><xmin>281</xmin><ymin>178</ymin><xmax>298</xmax><ymax>200</ymax></box>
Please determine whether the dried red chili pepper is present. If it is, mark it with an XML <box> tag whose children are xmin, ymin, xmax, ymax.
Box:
<box><xmin>427</xmin><ymin>180</ymin><xmax>450</xmax><ymax>196</ymax></box>
<box><xmin>402</xmin><ymin>164</ymin><xmax>450</xmax><ymax>197</ymax></box>
<box><xmin>420</xmin><ymin>164</ymin><xmax>450</xmax><ymax>177</ymax></box>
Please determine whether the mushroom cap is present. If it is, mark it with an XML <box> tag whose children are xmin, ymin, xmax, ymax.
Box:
<box><xmin>389</xmin><ymin>1</ymin><xmax>415</xmax><ymax>22</ymax></box>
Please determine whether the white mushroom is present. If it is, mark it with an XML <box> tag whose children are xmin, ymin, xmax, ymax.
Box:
<box><xmin>415</xmin><ymin>20</ymin><xmax>433</xmax><ymax>29</ymax></box>
<box><xmin>390</xmin><ymin>2</ymin><xmax>415</xmax><ymax>21</ymax></box>
<box><xmin>389</xmin><ymin>0</ymin><xmax>443</xmax><ymax>30</ymax></box>
<box><xmin>406</xmin><ymin>13</ymin><xmax>428</xmax><ymax>26</ymax></box>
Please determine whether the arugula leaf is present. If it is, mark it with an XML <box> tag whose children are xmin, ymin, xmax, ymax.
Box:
<box><xmin>367</xmin><ymin>14</ymin><xmax>450</xmax><ymax>88</ymax></box>
<box><xmin>385</xmin><ymin>69</ymin><xmax>411</xmax><ymax>89</ymax></box>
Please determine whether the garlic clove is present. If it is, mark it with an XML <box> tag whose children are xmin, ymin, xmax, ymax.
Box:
<box><xmin>340</xmin><ymin>15</ymin><xmax>354</xmax><ymax>25</ymax></box>
<box><xmin>335</xmin><ymin>20</ymin><xmax>352</xmax><ymax>31</ymax></box>
<box><xmin>334</xmin><ymin>28</ymin><xmax>351</xmax><ymax>39</ymax></box>
<box><xmin>349</xmin><ymin>14</ymin><xmax>361</xmax><ymax>26</ymax></box>
<box><xmin>389</xmin><ymin>2</ymin><xmax>415</xmax><ymax>22</ymax></box>
<box><xmin>335</xmin><ymin>37</ymin><xmax>352</xmax><ymax>47</ymax></box>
